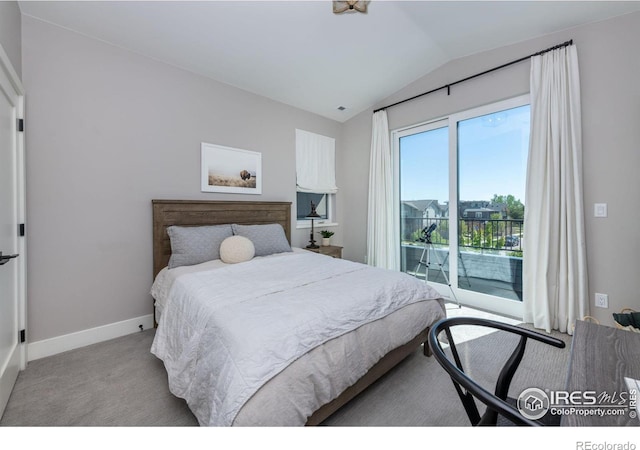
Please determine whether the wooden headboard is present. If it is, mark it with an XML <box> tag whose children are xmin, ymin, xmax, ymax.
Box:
<box><xmin>152</xmin><ymin>200</ymin><xmax>292</xmax><ymax>278</ymax></box>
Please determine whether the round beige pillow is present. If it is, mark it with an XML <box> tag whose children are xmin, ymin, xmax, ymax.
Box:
<box><xmin>219</xmin><ymin>235</ymin><xmax>255</xmax><ymax>264</ymax></box>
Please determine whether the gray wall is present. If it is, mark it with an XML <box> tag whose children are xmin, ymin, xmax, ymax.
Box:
<box><xmin>22</xmin><ymin>16</ymin><xmax>342</xmax><ymax>342</ymax></box>
<box><xmin>340</xmin><ymin>12</ymin><xmax>640</xmax><ymax>327</ymax></box>
<box><xmin>0</xmin><ymin>1</ymin><xmax>22</xmax><ymax>77</ymax></box>
<box><xmin>20</xmin><ymin>9</ymin><xmax>640</xmax><ymax>341</ymax></box>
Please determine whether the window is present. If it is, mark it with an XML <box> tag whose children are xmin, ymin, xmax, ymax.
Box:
<box><xmin>395</xmin><ymin>95</ymin><xmax>529</xmax><ymax>318</ymax></box>
<box><xmin>296</xmin><ymin>192</ymin><xmax>329</xmax><ymax>220</ymax></box>
<box><xmin>295</xmin><ymin>129</ymin><xmax>337</xmax><ymax>228</ymax></box>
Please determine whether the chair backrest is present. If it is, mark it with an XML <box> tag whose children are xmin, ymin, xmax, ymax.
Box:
<box><xmin>427</xmin><ymin>316</ymin><xmax>566</xmax><ymax>426</ymax></box>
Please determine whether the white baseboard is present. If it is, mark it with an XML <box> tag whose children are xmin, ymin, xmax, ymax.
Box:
<box><xmin>27</xmin><ymin>314</ymin><xmax>155</xmax><ymax>362</ymax></box>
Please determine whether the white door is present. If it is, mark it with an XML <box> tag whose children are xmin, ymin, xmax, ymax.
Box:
<box><xmin>0</xmin><ymin>45</ymin><xmax>25</xmax><ymax>419</ymax></box>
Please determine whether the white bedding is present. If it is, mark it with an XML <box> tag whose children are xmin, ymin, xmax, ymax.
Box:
<box><xmin>151</xmin><ymin>248</ymin><xmax>309</xmax><ymax>321</ymax></box>
<box><xmin>151</xmin><ymin>250</ymin><xmax>444</xmax><ymax>426</ymax></box>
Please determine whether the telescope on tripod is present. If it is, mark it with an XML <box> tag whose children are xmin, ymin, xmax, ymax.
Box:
<box><xmin>414</xmin><ymin>223</ymin><xmax>461</xmax><ymax>308</ymax></box>
<box><xmin>419</xmin><ymin>223</ymin><xmax>437</xmax><ymax>244</ymax></box>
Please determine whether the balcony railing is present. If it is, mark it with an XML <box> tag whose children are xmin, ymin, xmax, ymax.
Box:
<box><xmin>401</xmin><ymin>217</ymin><xmax>523</xmax><ymax>254</ymax></box>
<box><xmin>401</xmin><ymin>216</ymin><xmax>524</xmax><ymax>301</ymax></box>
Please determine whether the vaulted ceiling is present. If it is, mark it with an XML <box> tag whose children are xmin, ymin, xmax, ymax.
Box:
<box><xmin>18</xmin><ymin>1</ymin><xmax>640</xmax><ymax>122</ymax></box>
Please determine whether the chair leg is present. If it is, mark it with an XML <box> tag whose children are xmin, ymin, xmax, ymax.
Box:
<box><xmin>480</xmin><ymin>335</ymin><xmax>528</xmax><ymax>426</ymax></box>
<box><xmin>423</xmin><ymin>339</ymin><xmax>432</xmax><ymax>357</ymax></box>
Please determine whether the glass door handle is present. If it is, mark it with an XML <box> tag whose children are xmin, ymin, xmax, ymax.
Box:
<box><xmin>0</xmin><ymin>252</ymin><xmax>18</xmax><ymax>266</ymax></box>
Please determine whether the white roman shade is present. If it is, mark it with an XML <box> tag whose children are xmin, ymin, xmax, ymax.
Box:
<box><xmin>295</xmin><ymin>129</ymin><xmax>338</xmax><ymax>194</ymax></box>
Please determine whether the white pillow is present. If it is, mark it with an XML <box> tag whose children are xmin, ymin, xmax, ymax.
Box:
<box><xmin>219</xmin><ymin>235</ymin><xmax>255</xmax><ymax>264</ymax></box>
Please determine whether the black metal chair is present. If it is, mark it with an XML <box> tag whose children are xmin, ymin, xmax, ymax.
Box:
<box><xmin>428</xmin><ymin>316</ymin><xmax>566</xmax><ymax>426</ymax></box>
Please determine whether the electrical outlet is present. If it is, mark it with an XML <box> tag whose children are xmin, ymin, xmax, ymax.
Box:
<box><xmin>595</xmin><ymin>293</ymin><xmax>609</xmax><ymax>308</ymax></box>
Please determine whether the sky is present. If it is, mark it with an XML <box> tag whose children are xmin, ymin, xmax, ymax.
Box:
<box><xmin>400</xmin><ymin>105</ymin><xmax>530</xmax><ymax>205</ymax></box>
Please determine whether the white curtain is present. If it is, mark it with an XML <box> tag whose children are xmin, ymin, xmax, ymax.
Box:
<box><xmin>295</xmin><ymin>129</ymin><xmax>338</xmax><ymax>193</ymax></box>
<box><xmin>523</xmin><ymin>45</ymin><xmax>588</xmax><ymax>335</ymax></box>
<box><xmin>366</xmin><ymin>110</ymin><xmax>399</xmax><ymax>270</ymax></box>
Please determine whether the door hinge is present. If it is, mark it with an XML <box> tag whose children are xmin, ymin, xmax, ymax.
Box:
<box><xmin>20</xmin><ymin>329</ymin><xmax>25</xmax><ymax>343</ymax></box>
<box><xmin>17</xmin><ymin>118</ymin><xmax>24</xmax><ymax>132</ymax></box>
<box><xmin>18</xmin><ymin>223</ymin><xmax>25</xmax><ymax>237</ymax></box>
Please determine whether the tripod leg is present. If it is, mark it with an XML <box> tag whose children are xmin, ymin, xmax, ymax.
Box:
<box><xmin>424</xmin><ymin>245</ymin><xmax>431</xmax><ymax>283</ymax></box>
<box><xmin>429</xmin><ymin>244</ymin><xmax>461</xmax><ymax>308</ymax></box>
<box><xmin>414</xmin><ymin>244</ymin><xmax>428</xmax><ymax>282</ymax></box>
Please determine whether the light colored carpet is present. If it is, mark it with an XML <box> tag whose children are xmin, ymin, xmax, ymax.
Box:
<box><xmin>322</xmin><ymin>321</ymin><xmax>570</xmax><ymax>426</ymax></box>
<box><xmin>0</xmin><ymin>313</ymin><xmax>571</xmax><ymax>427</ymax></box>
<box><xmin>0</xmin><ymin>329</ymin><xmax>198</xmax><ymax>426</ymax></box>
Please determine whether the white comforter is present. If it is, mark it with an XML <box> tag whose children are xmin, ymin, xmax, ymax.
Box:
<box><xmin>151</xmin><ymin>251</ymin><xmax>443</xmax><ymax>426</ymax></box>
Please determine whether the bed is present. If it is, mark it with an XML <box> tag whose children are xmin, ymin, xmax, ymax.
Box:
<box><xmin>150</xmin><ymin>199</ymin><xmax>445</xmax><ymax>426</ymax></box>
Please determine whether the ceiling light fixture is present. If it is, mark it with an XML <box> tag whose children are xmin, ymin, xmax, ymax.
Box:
<box><xmin>333</xmin><ymin>1</ymin><xmax>368</xmax><ymax>14</ymax></box>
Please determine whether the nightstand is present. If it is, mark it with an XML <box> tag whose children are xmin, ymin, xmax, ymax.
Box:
<box><xmin>308</xmin><ymin>245</ymin><xmax>343</xmax><ymax>259</ymax></box>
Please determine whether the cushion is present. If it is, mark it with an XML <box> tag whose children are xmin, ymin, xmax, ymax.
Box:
<box><xmin>219</xmin><ymin>235</ymin><xmax>255</xmax><ymax>264</ymax></box>
<box><xmin>231</xmin><ymin>223</ymin><xmax>292</xmax><ymax>257</ymax></box>
<box><xmin>167</xmin><ymin>224</ymin><xmax>233</xmax><ymax>269</ymax></box>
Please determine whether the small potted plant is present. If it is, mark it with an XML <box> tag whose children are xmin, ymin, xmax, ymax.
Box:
<box><xmin>319</xmin><ymin>230</ymin><xmax>334</xmax><ymax>247</ymax></box>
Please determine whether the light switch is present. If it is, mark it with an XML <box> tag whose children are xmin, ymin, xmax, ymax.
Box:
<box><xmin>594</xmin><ymin>203</ymin><xmax>607</xmax><ymax>218</ymax></box>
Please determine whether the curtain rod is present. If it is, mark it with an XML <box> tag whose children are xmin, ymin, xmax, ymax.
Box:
<box><xmin>373</xmin><ymin>39</ymin><xmax>573</xmax><ymax>114</ymax></box>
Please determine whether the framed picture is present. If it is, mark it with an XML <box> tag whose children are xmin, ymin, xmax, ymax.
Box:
<box><xmin>201</xmin><ymin>142</ymin><xmax>262</xmax><ymax>194</ymax></box>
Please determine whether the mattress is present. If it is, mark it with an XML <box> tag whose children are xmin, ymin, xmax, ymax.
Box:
<box><xmin>151</xmin><ymin>249</ymin><xmax>445</xmax><ymax>426</ymax></box>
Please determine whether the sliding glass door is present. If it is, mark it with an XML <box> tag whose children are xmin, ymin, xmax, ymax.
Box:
<box><xmin>398</xmin><ymin>120</ymin><xmax>449</xmax><ymax>285</ymax></box>
<box><xmin>395</xmin><ymin>95</ymin><xmax>530</xmax><ymax>317</ymax></box>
